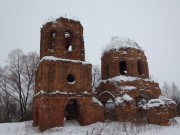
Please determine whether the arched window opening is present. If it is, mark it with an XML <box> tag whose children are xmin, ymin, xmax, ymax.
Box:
<box><xmin>105</xmin><ymin>65</ymin><xmax>109</xmax><ymax>79</ymax></box>
<box><xmin>49</xmin><ymin>31</ymin><xmax>56</xmax><ymax>50</ymax></box>
<box><xmin>119</xmin><ymin>61</ymin><xmax>127</xmax><ymax>75</ymax></box>
<box><xmin>138</xmin><ymin>61</ymin><xmax>144</xmax><ymax>75</ymax></box>
<box><xmin>67</xmin><ymin>74</ymin><xmax>75</xmax><ymax>84</ymax></box>
<box><xmin>98</xmin><ymin>92</ymin><xmax>116</xmax><ymax>121</ymax></box>
<box><xmin>64</xmin><ymin>99</ymin><xmax>78</xmax><ymax>120</ymax></box>
<box><xmin>66</xmin><ymin>44</ymin><xmax>72</xmax><ymax>52</ymax></box>
<box><xmin>65</xmin><ymin>31</ymin><xmax>73</xmax><ymax>52</ymax></box>
<box><xmin>65</xmin><ymin>31</ymin><xmax>71</xmax><ymax>38</ymax></box>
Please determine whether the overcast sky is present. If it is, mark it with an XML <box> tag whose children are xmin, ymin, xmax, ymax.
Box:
<box><xmin>0</xmin><ymin>0</ymin><xmax>180</xmax><ymax>88</ymax></box>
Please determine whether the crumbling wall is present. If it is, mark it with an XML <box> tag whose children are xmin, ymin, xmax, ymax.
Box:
<box><xmin>40</xmin><ymin>17</ymin><xmax>85</xmax><ymax>61</ymax></box>
<box><xmin>33</xmin><ymin>95</ymin><xmax>104</xmax><ymax>131</ymax></box>
<box><xmin>35</xmin><ymin>60</ymin><xmax>92</xmax><ymax>95</ymax></box>
<box><xmin>115</xmin><ymin>95</ymin><xmax>136</xmax><ymax>121</ymax></box>
<box><xmin>101</xmin><ymin>48</ymin><xmax>149</xmax><ymax>80</ymax></box>
<box><xmin>96</xmin><ymin>79</ymin><xmax>161</xmax><ymax>102</ymax></box>
<box><xmin>147</xmin><ymin>106</ymin><xmax>169</xmax><ymax>126</ymax></box>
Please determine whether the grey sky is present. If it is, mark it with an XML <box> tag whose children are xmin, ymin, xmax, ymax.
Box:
<box><xmin>0</xmin><ymin>0</ymin><xmax>180</xmax><ymax>88</ymax></box>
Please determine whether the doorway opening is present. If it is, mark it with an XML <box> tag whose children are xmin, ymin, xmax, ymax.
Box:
<box><xmin>98</xmin><ymin>92</ymin><xmax>116</xmax><ymax>121</ymax></box>
<box><xmin>135</xmin><ymin>96</ymin><xmax>148</xmax><ymax>123</ymax></box>
<box><xmin>64</xmin><ymin>99</ymin><xmax>78</xmax><ymax>120</ymax></box>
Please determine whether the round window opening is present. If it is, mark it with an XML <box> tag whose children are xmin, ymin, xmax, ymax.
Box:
<box><xmin>67</xmin><ymin>74</ymin><xmax>75</xmax><ymax>84</ymax></box>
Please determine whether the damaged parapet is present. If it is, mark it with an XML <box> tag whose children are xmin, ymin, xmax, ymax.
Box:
<box><xmin>33</xmin><ymin>17</ymin><xmax>104</xmax><ymax>132</ymax></box>
<box><xmin>95</xmin><ymin>36</ymin><xmax>176</xmax><ymax>125</ymax></box>
<box><xmin>40</xmin><ymin>17</ymin><xmax>85</xmax><ymax>61</ymax></box>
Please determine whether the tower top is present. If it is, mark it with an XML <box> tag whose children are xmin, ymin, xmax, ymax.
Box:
<box><xmin>102</xmin><ymin>36</ymin><xmax>143</xmax><ymax>56</ymax></box>
<box><xmin>40</xmin><ymin>17</ymin><xmax>85</xmax><ymax>61</ymax></box>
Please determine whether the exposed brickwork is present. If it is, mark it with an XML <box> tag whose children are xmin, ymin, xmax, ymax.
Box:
<box><xmin>115</xmin><ymin>100</ymin><xmax>136</xmax><ymax>122</ymax></box>
<box><xmin>35</xmin><ymin>60</ymin><xmax>92</xmax><ymax>94</ymax></box>
<box><xmin>102</xmin><ymin>48</ymin><xmax>149</xmax><ymax>80</ymax></box>
<box><xmin>96</xmin><ymin>79</ymin><xmax>161</xmax><ymax>102</ymax></box>
<box><xmin>33</xmin><ymin>95</ymin><xmax>104</xmax><ymax>131</ymax></box>
<box><xmin>95</xmin><ymin>46</ymin><xmax>176</xmax><ymax>125</ymax></box>
<box><xmin>33</xmin><ymin>17</ymin><xmax>177</xmax><ymax>131</ymax></box>
<box><xmin>33</xmin><ymin>17</ymin><xmax>104</xmax><ymax>131</ymax></box>
<box><xmin>147</xmin><ymin>106</ymin><xmax>169</xmax><ymax>126</ymax></box>
<box><xmin>40</xmin><ymin>17</ymin><xmax>84</xmax><ymax>61</ymax></box>
<box><xmin>167</xmin><ymin>104</ymin><xmax>177</xmax><ymax>118</ymax></box>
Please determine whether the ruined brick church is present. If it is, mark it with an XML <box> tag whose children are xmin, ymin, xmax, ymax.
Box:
<box><xmin>33</xmin><ymin>17</ymin><xmax>176</xmax><ymax>131</ymax></box>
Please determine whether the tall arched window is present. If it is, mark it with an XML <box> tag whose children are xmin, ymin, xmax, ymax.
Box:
<box><xmin>138</xmin><ymin>61</ymin><xmax>144</xmax><ymax>75</ymax></box>
<box><xmin>119</xmin><ymin>61</ymin><xmax>127</xmax><ymax>75</ymax></box>
<box><xmin>65</xmin><ymin>31</ymin><xmax>73</xmax><ymax>52</ymax></box>
<box><xmin>49</xmin><ymin>30</ymin><xmax>56</xmax><ymax>50</ymax></box>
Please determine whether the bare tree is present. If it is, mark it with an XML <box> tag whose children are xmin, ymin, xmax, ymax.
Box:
<box><xmin>161</xmin><ymin>81</ymin><xmax>180</xmax><ymax>116</ymax></box>
<box><xmin>161</xmin><ymin>81</ymin><xmax>171</xmax><ymax>98</ymax></box>
<box><xmin>161</xmin><ymin>81</ymin><xmax>180</xmax><ymax>102</ymax></box>
<box><xmin>171</xmin><ymin>83</ymin><xmax>180</xmax><ymax>103</ymax></box>
<box><xmin>0</xmin><ymin>49</ymin><xmax>39</xmax><ymax>121</ymax></box>
<box><xmin>92</xmin><ymin>65</ymin><xmax>101</xmax><ymax>91</ymax></box>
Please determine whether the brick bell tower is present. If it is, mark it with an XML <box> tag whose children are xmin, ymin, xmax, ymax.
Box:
<box><xmin>33</xmin><ymin>17</ymin><xmax>104</xmax><ymax>131</ymax></box>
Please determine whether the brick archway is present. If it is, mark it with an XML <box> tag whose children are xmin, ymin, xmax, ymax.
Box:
<box><xmin>135</xmin><ymin>90</ymin><xmax>155</xmax><ymax>122</ymax></box>
<box><xmin>98</xmin><ymin>91</ymin><xmax>115</xmax><ymax>104</ymax></box>
<box><xmin>138</xmin><ymin>90</ymin><xmax>155</xmax><ymax>101</ymax></box>
<box><xmin>64</xmin><ymin>99</ymin><xmax>79</xmax><ymax>120</ymax></box>
<box><xmin>98</xmin><ymin>91</ymin><xmax>116</xmax><ymax>121</ymax></box>
<box><xmin>135</xmin><ymin>90</ymin><xmax>155</xmax><ymax>106</ymax></box>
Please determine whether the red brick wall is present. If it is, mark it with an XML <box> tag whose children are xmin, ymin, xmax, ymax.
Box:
<box><xmin>33</xmin><ymin>17</ymin><xmax>102</xmax><ymax>131</ymax></box>
<box><xmin>33</xmin><ymin>95</ymin><xmax>104</xmax><ymax>131</ymax></box>
<box><xmin>167</xmin><ymin>104</ymin><xmax>177</xmax><ymax>118</ymax></box>
<box><xmin>147</xmin><ymin>106</ymin><xmax>169</xmax><ymax>126</ymax></box>
<box><xmin>115</xmin><ymin>101</ymin><xmax>136</xmax><ymax>122</ymax></box>
<box><xmin>101</xmin><ymin>48</ymin><xmax>149</xmax><ymax>80</ymax></box>
<box><xmin>40</xmin><ymin>17</ymin><xmax>85</xmax><ymax>61</ymax></box>
<box><xmin>35</xmin><ymin>60</ymin><xmax>92</xmax><ymax>95</ymax></box>
<box><xmin>96</xmin><ymin>79</ymin><xmax>161</xmax><ymax>102</ymax></box>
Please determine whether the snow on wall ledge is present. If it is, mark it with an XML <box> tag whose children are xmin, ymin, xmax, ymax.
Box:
<box><xmin>115</xmin><ymin>94</ymin><xmax>133</xmax><ymax>105</ymax></box>
<box><xmin>34</xmin><ymin>90</ymin><xmax>91</xmax><ymax>97</ymax></box>
<box><xmin>102</xmin><ymin>36</ymin><xmax>143</xmax><ymax>55</ymax></box>
<box><xmin>101</xmin><ymin>75</ymin><xmax>154</xmax><ymax>84</ymax></box>
<box><xmin>147</xmin><ymin>99</ymin><xmax>165</xmax><ymax>109</ymax></box>
<box><xmin>39</xmin><ymin>56</ymin><xmax>90</xmax><ymax>65</ymax></box>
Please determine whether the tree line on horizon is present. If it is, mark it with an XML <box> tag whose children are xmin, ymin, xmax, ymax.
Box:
<box><xmin>0</xmin><ymin>48</ymin><xmax>179</xmax><ymax>123</ymax></box>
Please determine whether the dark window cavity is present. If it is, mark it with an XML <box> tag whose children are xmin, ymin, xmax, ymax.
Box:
<box><xmin>65</xmin><ymin>31</ymin><xmax>73</xmax><ymax>52</ymax></box>
<box><xmin>67</xmin><ymin>74</ymin><xmax>75</xmax><ymax>84</ymax></box>
<box><xmin>49</xmin><ymin>31</ymin><xmax>56</xmax><ymax>50</ymax></box>
<box><xmin>119</xmin><ymin>61</ymin><xmax>127</xmax><ymax>75</ymax></box>
<box><xmin>65</xmin><ymin>31</ymin><xmax>71</xmax><ymax>38</ymax></box>
<box><xmin>66</xmin><ymin>44</ymin><xmax>72</xmax><ymax>52</ymax></box>
<box><xmin>138</xmin><ymin>61</ymin><xmax>144</xmax><ymax>75</ymax></box>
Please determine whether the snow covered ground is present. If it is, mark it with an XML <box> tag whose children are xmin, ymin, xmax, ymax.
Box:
<box><xmin>0</xmin><ymin>117</ymin><xmax>180</xmax><ymax>135</ymax></box>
